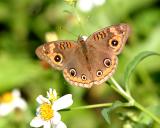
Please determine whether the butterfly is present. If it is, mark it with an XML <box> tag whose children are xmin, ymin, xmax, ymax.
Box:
<box><xmin>36</xmin><ymin>24</ymin><xmax>131</xmax><ymax>88</ymax></box>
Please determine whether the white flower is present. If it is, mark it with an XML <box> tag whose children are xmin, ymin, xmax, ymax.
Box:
<box><xmin>78</xmin><ymin>0</ymin><xmax>106</xmax><ymax>12</ymax></box>
<box><xmin>92</xmin><ymin>0</ymin><xmax>106</xmax><ymax>6</ymax></box>
<box><xmin>45</xmin><ymin>32</ymin><xmax>58</xmax><ymax>42</ymax></box>
<box><xmin>30</xmin><ymin>88</ymin><xmax>73</xmax><ymax>128</ymax></box>
<box><xmin>0</xmin><ymin>89</ymin><xmax>27</xmax><ymax>116</ymax></box>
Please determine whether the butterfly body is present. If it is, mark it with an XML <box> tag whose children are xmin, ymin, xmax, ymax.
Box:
<box><xmin>36</xmin><ymin>24</ymin><xmax>131</xmax><ymax>88</ymax></box>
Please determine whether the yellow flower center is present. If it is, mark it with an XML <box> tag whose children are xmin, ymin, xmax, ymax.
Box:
<box><xmin>39</xmin><ymin>103</ymin><xmax>54</xmax><ymax>121</ymax></box>
<box><xmin>0</xmin><ymin>92</ymin><xmax>13</xmax><ymax>103</ymax></box>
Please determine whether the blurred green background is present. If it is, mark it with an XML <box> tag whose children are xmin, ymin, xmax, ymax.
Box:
<box><xmin>0</xmin><ymin>0</ymin><xmax>160</xmax><ymax>127</ymax></box>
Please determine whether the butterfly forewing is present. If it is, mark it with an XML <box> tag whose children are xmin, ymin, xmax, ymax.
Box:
<box><xmin>86</xmin><ymin>23</ymin><xmax>131</xmax><ymax>55</ymax></box>
<box><xmin>36</xmin><ymin>41</ymin><xmax>78</xmax><ymax>70</ymax></box>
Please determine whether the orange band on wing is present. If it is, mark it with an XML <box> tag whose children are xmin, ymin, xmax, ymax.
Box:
<box><xmin>63</xmin><ymin>69</ymin><xmax>94</xmax><ymax>88</ymax></box>
<box><xmin>94</xmin><ymin>56</ymin><xmax>118</xmax><ymax>85</ymax></box>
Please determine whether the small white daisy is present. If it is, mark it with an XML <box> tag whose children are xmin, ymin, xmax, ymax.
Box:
<box><xmin>0</xmin><ymin>89</ymin><xmax>27</xmax><ymax>116</ymax></box>
<box><xmin>30</xmin><ymin>88</ymin><xmax>73</xmax><ymax>128</ymax></box>
<box><xmin>78</xmin><ymin>0</ymin><xmax>106</xmax><ymax>12</ymax></box>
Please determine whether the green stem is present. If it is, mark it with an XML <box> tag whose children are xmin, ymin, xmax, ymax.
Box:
<box><xmin>134</xmin><ymin>101</ymin><xmax>160</xmax><ymax>124</ymax></box>
<box><xmin>110</xmin><ymin>77</ymin><xmax>160</xmax><ymax>124</ymax></box>
<box><xmin>61</xmin><ymin>77</ymin><xmax>160</xmax><ymax>124</ymax></box>
<box><xmin>110</xmin><ymin>77</ymin><xmax>133</xmax><ymax>102</ymax></box>
<box><xmin>61</xmin><ymin>102</ymin><xmax>132</xmax><ymax>112</ymax></box>
<box><xmin>60</xmin><ymin>103</ymin><xmax>113</xmax><ymax>111</ymax></box>
<box><xmin>71</xmin><ymin>103</ymin><xmax>112</xmax><ymax>110</ymax></box>
<box><xmin>126</xmin><ymin>83</ymin><xmax>131</xmax><ymax>96</ymax></box>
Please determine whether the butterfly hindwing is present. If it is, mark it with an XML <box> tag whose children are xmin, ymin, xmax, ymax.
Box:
<box><xmin>86</xmin><ymin>47</ymin><xmax>118</xmax><ymax>85</ymax></box>
<box><xmin>63</xmin><ymin>46</ymin><xmax>94</xmax><ymax>88</ymax></box>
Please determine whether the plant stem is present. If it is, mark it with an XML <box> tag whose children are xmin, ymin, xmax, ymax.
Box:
<box><xmin>62</xmin><ymin>77</ymin><xmax>160</xmax><ymax>124</ymax></box>
<box><xmin>60</xmin><ymin>103</ymin><xmax>113</xmax><ymax>111</ymax></box>
<box><xmin>61</xmin><ymin>102</ymin><xmax>131</xmax><ymax>112</ymax></box>
<box><xmin>134</xmin><ymin>101</ymin><xmax>160</xmax><ymax>124</ymax></box>
<box><xmin>110</xmin><ymin>77</ymin><xmax>160</xmax><ymax>124</ymax></box>
<box><xmin>110</xmin><ymin>77</ymin><xmax>133</xmax><ymax>102</ymax></box>
<box><xmin>70</xmin><ymin>103</ymin><xmax>112</xmax><ymax>110</ymax></box>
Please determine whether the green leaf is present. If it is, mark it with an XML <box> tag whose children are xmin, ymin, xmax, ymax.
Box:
<box><xmin>101</xmin><ymin>108</ymin><xmax>111</xmax><ymax>124</ymax></box>
<box><xmin>124</xmin><ymin>51</ymin><xmax>160</xmax><ymax>88</ymax></box>
<box><xmin>101</xmin><ymin>101</ymin><xmax>124</xmax><ymax>124</ymax></box>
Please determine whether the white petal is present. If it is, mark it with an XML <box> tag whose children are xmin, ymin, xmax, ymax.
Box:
<box><xmin>49</xmin><ymin>88</ymin><xmax>53</xmax><ymax>94</ymax></box>
<box><xmin>30</xmin><ymin>117</ymin><xmax>44</xmax><ymax>127</ymax></box>
<box><xmin>47</xmin><ymin>88</ymin><xmax>57</xmax><ymax>99</ymax></box>
<box><xmin>92</xmin><ymin>0</ymin><xmax>105</xmax><ymax>6</ymax></box>
<box><xmin>47</xmin><ymin>92</ymin><xmax>50</xmax><ymax>98</ymax></box>
<box><xmin>36</xmin><ymin>107</ymin><xmax>40</xmax><ymax>113</ymax></box>
<box><xmin>13</xmin><ymin>98</ymin><xmax>27</xmax><ymax>110</ymax></box>
<box><xmin>55</xmin><ymin>121</ymin><xmax>67</xmax><ymax>128</ymax></box>
<box><xmin>53</xmin><ymin>94</ymin><xmax>73</xmax><ymax>111</ymax></box>
<box><xmin>12</xmin><ymin>89</ymin><xmax>20</xmax><ymax>98</ymax></box>
<box><xmin>0</xmin><ymin>104</ymin><xmax>13</xmax><ymax>116</ymax></box>
<box><xmin>53</xmin><ymin>89</ymin><xmax>57</xmax><ymax>97</ymax></box>
<box><xmin>78</xmin><ymin>0</ymin><xmax>94</xmax><ymax>12</ymax></box>
<box><xmin>47</xmin><ymin>88</ymin><xmax>52</xmax><ymax>98</ymax></box>
<box><xmin>51</xmin><ymin>112</ymin><xmax>61</xmax><ymax>125</ymax></box>
<box><xmin>36</xmin><ymin>95</ymin><xmax>50</xmax><ymax>104</ymax></box>
<box><xmin>43</xmin><ymin>121</ymin><xmax>51</xmax><ymax>128</ymax></box>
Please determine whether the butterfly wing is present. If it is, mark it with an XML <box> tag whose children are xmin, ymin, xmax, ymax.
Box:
<box><xmin>63</xmin><ymin>46</ymin><xmax>94</xmax><ymax>88</ymax></box>
<box><xmin>36</xmin><ymin>40</ymin><xmax>78</xmax><ymax>70</ymax></box>
<box><xmin>85</xmin><ymin>24</ymin><xmax>131</xmax><ymax>86</ymax></box>
<box><xmin>36</xmin><ymin>40</ymin><xmax>94</xmax><ymax>87</ymax></box>
<box><xmin>35</xmin><ymin>24</ymin><xmax>131</xmax><ymax>88</ymax></box>
<box><xmin>86</xmin><ymin>23</ymin><xmax>131</xmax><ymax>55</ymax></box>
<box><xmin>86</xmin><ymin>47</ymin><xmax>118</xmax><ymax>86</ymax></box>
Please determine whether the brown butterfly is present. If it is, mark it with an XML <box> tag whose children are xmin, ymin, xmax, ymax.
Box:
<box><xmin>36</xmin><ymin>24</ymin><xmax>131</xmax><ymax>88</ymax></box>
